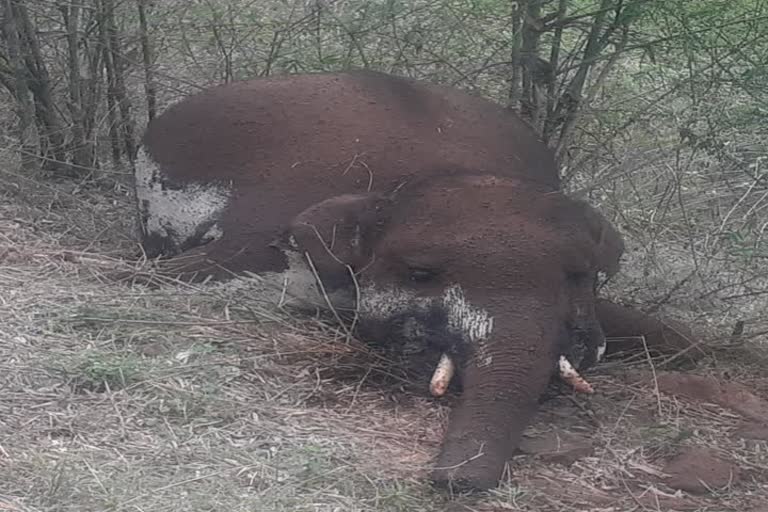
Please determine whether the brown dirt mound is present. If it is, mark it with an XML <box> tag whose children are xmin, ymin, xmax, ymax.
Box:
<box><xmin>663</xmin><ymin>446</ymin><xmax>741</xmax><ymax>494</ymax></box>
<box><xmin>655</xmin><ymin>371</ymin><xmax>768</xmax><ymax>424</ymax></box>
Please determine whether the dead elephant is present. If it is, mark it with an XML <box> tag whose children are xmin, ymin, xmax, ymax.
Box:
<box><xmin>132</xmin><ymin>70</ymin><xmax>695</xmax><ymax>491</ymax></box>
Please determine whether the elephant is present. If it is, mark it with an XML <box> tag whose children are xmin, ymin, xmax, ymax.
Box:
<box><xmin>131</xmin><ymin>70</ymin><xmax>695</xmax><ymax>491</ymax></box>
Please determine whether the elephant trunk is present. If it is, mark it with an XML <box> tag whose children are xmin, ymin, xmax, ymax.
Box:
<box><xmin>430</xmin><ymin>302</ymin><xmax>563</xmax><ymax>491</ymax></box>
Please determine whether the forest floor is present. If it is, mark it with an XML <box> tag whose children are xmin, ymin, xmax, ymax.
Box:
<box><xmin>2</xmin><ymin>170</ymin><xmax>768</xmax><ymax>512</ymax></box>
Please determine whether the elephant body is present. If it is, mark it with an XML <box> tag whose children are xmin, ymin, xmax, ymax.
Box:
<box><xmin>134</xmin><ymin>70</ymin><xmax>628</xmax><ymax>491</ymax></box>
<box><xmin>136</xmin><ymin>70</ymin><xmax>559</xmax><ymax>267</ymax></box>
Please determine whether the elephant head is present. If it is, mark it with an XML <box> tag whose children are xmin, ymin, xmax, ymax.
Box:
<box><xmin>275</xmin><ymin>172</ymin><xmax>624</xmax><ymax>491</ymax></box>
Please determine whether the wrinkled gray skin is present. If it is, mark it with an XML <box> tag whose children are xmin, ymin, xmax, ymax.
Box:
<box><xmin>132</xmin><ymin>70</ymin><xmax>625</xmax><ymax>492</ymax></box>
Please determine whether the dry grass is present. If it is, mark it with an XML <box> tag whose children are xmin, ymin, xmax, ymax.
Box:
<box><xmin>2</xmin><ymin>167</ymin><xmax>768</xmax><ymax>512</ymax></box>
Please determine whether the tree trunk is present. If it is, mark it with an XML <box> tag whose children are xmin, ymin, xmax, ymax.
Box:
<box><xmin>137</xmin><ymin>0</ymin><xmax>156</xmax><ymax>121</ymax></box>
<box><xmin>543</xmin><ymin>0</ymin><xmax>568</xmax><ymax>144</ymax></box>
<box><xmin>554</xmin><ymin>0</ymin><xmax>613</xmax><ymax>164</ymax></box>
<box><xmin>81</xmin><ymin>8</ymin><xmax>104</xmax><ymax>170</ymax></box>
<box><xmin>520</xmin><ymin>1</ymin><xmax>544</xmax><ymax>128</ymax></box>
<box><xmin>1</xmin><ymin>0</ymin><xmax>36</xmax><ymax>170</ymax></box>
<box><xmin>98</xmin><ymin>0</ymin><xmax>122</xmax><ymax>166</ymax></box>
<box><xmin>13</xmin><ymin>0</ymin><xmax>67</xmax><ymax>171</ymax></box>
<box><xmin>103</xmin><ymin>0</ymin><xmax>136</xmax><ymax>164</ymax></box>
<box><xmin>61</xmin><ymin>1</ymin><xmax>92</xmax><ymax>173</ymax></box>
<box><xmin>507</xmin><ymin>0</ymin><xmax>524</xmax><ymax>110</ymax></box>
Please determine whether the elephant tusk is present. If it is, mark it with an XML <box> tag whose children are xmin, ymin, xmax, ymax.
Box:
<box><xmin>430</xmin><ymin>353</ymin><xmax>455</xmax><ymax>397</ymax></box>
<box><xmin>558</xmin><ymin>355</ymin><xmax>594</xmax><ymax>394</ymax></box>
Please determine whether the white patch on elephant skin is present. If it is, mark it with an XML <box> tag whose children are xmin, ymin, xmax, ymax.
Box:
<box><xmin>596</xmin><ymin>339</ymin><xmax>607</xmax><ymax>362</ymax></box>
<box><xmin>358</xmin><ymin>283</ymin><xmax>495</xmax><ymax>367</ymax></box>
<box><xmin>259</xmin><ymin>249</ymin><xmax>354</xmax><ymax>310</ymax></box>
<box><xmin>271</xmin><ymin>250</ymin><xmax>328</xmax><ymax>306</ymax></box>
<box><xmin>442</xmin><ymin>285</ymin><xmax>494</xmax><ymax>351</ymax></box>
<box><xmin>206</xmin><ymin>248</ymin><xmax>355</xmax><ymax>313</ymax></box>
<box><xmin>441</xmin><ymin>285</ymin><xmax>494</xmax><ymax>367</ymax></box>
<box><xmin>205</xmin><ymin>224</ymin><xmax>224</xmax><ymax>240</ymax></box>
<box><xmin>358</xmin><ymin>284</ymin><xmax>428</xmax><ymax>320</ymax></box>
<box><xmin>134</xmin><ymin>146</ymin><xmax>231</xmax><ymax>250</ymax></box>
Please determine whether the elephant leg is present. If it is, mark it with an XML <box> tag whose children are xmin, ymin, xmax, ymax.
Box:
<box><xmin>596</xmin><ymin>299</ymin><xmax>706</xmax><ymax>361</ymax></box>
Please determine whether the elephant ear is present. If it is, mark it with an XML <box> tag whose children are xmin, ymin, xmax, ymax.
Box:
<box><xmin>273</xmin><ymin>193</ymin><xmax>392</xmax><ymax>291</ymax></box>
<box><xmin>575</xmin><ymin>200</ymin><xmax>625</xmax><ymax>277</ymax></box>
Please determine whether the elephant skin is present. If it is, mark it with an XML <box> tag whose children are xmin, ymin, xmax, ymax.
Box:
<box><xmin>597</xmin><ymin>299</ymin><xmax>706</xmax><ymax>362</ymax></box>
<box><xmin>132</xmin><ymin>70</ymin><xmax>630</xmax><ymax>491</ymax></box>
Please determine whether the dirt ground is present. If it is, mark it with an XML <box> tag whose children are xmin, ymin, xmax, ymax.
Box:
<box><xmin>2</xmin><ymin>172</ymin><xmax>768</xmax><ymax>512</ymax></box>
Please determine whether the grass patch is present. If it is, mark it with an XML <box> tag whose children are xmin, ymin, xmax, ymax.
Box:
<box><xmin>67</xmin><ymin>351</ymin><xmax>144</xmax><ymax>393</ymax></box>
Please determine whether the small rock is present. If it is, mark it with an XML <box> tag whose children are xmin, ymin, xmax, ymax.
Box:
<box><xmin>663</xmin><ymin>447</ymin><xmax>740</xmax><ymax>494</ymax></box>
<box><xmin>519</xmin><ymin>428</ymin><xmax>594</xmax><ymax>466</ymax></box>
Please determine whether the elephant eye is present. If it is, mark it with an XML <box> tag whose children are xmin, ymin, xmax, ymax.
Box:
<box><xmin>408</xmin><ymin>267</ymin><xmax>439</xmax><ymax>283</ymax></box>
<box><xmin>566</xmin><ymin>270</ymin><xmax>590</xmax><ymax>282</ymax></box>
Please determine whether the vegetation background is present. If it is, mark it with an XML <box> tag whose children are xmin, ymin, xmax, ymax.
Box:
<box><xmin>0</xmin><ymin>1</ymin><xmax>766</xmax><ymax>511</ymax></box>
